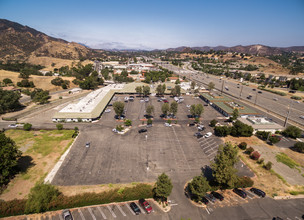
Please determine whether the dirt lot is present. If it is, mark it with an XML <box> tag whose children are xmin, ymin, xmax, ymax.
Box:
<box><xmin>0</xmin><ymin>70</ymin><xmax>77</xmax><ymax>92</ymax></box>
<box><xmin>0</xmin><ymin>130</ymin><xmax>75</xmax><ymax>201</ymax></box>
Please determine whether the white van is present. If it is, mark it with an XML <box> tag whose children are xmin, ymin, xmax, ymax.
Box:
<box><xmin>204</xmin><ymin>132</ymin><xmax>212</xmax><ymax>138</ymax></box>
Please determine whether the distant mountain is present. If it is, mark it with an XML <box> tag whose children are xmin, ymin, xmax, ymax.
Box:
<box><xmin>165</xmin><ymin>44</ymin><xmax>304</xmax><ymax>55</ymax></box>
<box><xmin>0</xmin><ymin>19</ymin><xmax>97</xmax><ymax>61</ymax></box>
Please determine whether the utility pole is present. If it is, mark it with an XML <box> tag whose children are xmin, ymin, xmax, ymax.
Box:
<box><xmin>221</xmin><ymin>80</ymin><xmax>224</xmax><ymax>95</ymax></box>
<box><xmin>239</xmin><ymin>85</ymin><xmax>243</xmax><ymax>99</ymax></box>
<box><xmin>284</xmin><ymin>105</ymin><xmax>291</xmax><ymax>127</ymax></box>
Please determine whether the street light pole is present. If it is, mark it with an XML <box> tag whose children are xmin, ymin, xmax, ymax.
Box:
<box><xmin>239</xmin><ymin>85</ymin><xmax>243</xmax><ymax>99</ymax></box>
<box><xmin>254</xmin><ymin>90</ymin><xmax>258</xmax><ymax>105</ymax></box>
<box><xmin>284</xmin><ymin>105</ymin><xmax>291</xmax><ymax>127</ymax></box>
<box><xmin>221</xmin><ymin>80</ymin><xmax>224</xmax><ymax>95</ymax></box>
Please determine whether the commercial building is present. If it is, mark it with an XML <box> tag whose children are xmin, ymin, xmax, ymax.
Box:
<box><xmin>238</xmin><ymin>116</ymin><xmax>284</xmax><ymax>134</ymax></box>
<box><xmin>200</xmin><ymin>93</ymin><xmax>259</xmax><ymax>117</ymax></box>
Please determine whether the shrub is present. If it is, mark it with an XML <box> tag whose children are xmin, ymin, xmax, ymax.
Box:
<box><xmin>257</xmin><ymin>158</ymin><xmax>264</xmax><ymax>164</ymax></box>
<box><xmin>235</xmin><ymin>176</ymin><xmax>254</xmax><ymax>188</ymax></box>
<box><xmin>275</xmin><ymin>130</ymin><xmax>281</xmax><ymax>134</ymax></box>
<box><xmin>245</xmin><ymin>147</ymin><xmax>254</xmax><ymax>155</ymax></box>
<box><xmin>23</xmin><ymin>123</ymin><xmax>32</xmax><ymax>131</ymax></box>
<box><xmin>250</xmin><ymin>151</ymin><xmax>261</xmax><ymax>160</ymax></box>
<box><xmin>282</xmin><ymin>125</ymin><xmax>302</xmax><ymax>139</ymax></box>
<box><xmin>256</xmin><ymin>131</ymin><xmax>270</xmax><ymax>140</ymax></box>
<box><xmin>56</xmin><ymin>124</ymin><xmax>63</xmax><ymax>130</ymax></box>
<box><xmin>214</xmin><ymin>126</ymin><xmax>230</xmax><ymax>137</ymax></box>
<box><xmin>116</xmin><ymin>125</ymin><xmax>123</xmax><ymax>132</ymax></box>
<box><xmin>291</xmin><ymin>95</ymin><xmax>302</xmax><ymax>100</ymax></box>
<box><xmin>0</xmin><ymin>199</ymin><xmax>26</xmax><ymax>218</ymax></box>
<box><xmin>238</xmin><ymin>142</ymin><xmax>247</xmax><ymax>150</ymax></box>
<box><xmin>264</xmin><ymin>161</ymin><xmax>272</xmax><ymax>170</ymax></box>
<box><xmin>268</xmin><ymin>135</ymin><xmax>281</xmax><ymax>145</ymax></box>
<box><xmin>124</xmin><ymin>119</ymin><xmax>132</xmax><ymax>126</ymax></box>
<box><xmin>209</xmin><ymin>119</ymin><xmax>217</xmax><ymax>127</ymax></box>
<box><xmin>25</xmin><ymin>183</ymin><xmax>60</xmax><ymax>214</ymax></box>
<box><xmin>147</xmin><ymin>118</ymin><xmax>152</xmax><ymax>125</ymax></box>
<box><xmin>230</xmin><ymin>120</ymin><xmax>253</xmax><ymax>137</ymax></box>
<box><xmin>293</xmin><ymin>142</ymin><xmax>304</xmax><ymax>153</ymax></box>
<box><xmin>167</xmin><ymin>119</ymin><xmax>172</xmax><ymax>124</ymax></box>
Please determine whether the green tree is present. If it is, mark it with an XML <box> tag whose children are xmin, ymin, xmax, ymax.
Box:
<box><xmin>124</xmin><ymin>119</ymin><xmax>132</xmax><ymax>126</ymax></box>
<box><xmin>0</xmin><ymin>132</ymin><xmax>22</xmax><ymax>186</ymax></box>
<box><xmin>268</xmin><ymin>135</ymin><xmax>280</xmax><ymax>145</ymax></box>
<box><xmin>175</xmin><ymin>85</ymin><xmax>181</xmax><ymax>97</ymax></box>
<box><xmin>188</xmin><ymin>175</ymin><xmax>210</xmax><ymax>202</ymax></box>
<box><xmin>113</xmin><ymin>101</ymin><xmax>125</xmax><ymax>116</ymax></box>
<box><xmin>195</xmin><ymin>104</ymin><xmax>204</xmax><ymax>117</ymax></box>
<box><xmin>162</xmin><ymin>84</ymin><xmax>166</xmax><ymax>94</ymax></box>
<box><xmin>153</xmin><ymin>173</ymin><xmax>173</xmax><ymax>201</ymax></box>
<box><xmin>209</xmin><ymin>119</ymin><xmax>218</xmax><ymax>127</ymax></box>
<box><xmin>214</xmin><ymin>126</ymin><xmax>230</xmax><ymax>137</ymax></box>
<box><xmin>0</xmin><ymin>89</ymin><xmax>21</xmax><ymax>114</ymax></box>
<box><xmin>23</xmin><ymin>123</ymin><xmax>32</xmax><ymax>131</ymax></box>
<box><xmin>135</xmin><ymin>86</ymin><xmax>142</xmax><ymax>96</ymax></box>
<box><xmin>282</xmin><ymin>125</ymin><xmax>302</xmax><ymax>139</ymax></box>
<box><xmin>211</xmin><ymin>142</ymin><xmax>238</xmax><ymax>188</ymax></box>
<box><xmin>190</xmin><ymin>104</ymin><xmax>196</xmax><ymax>116</ymax></box>
<box><xmin>231</xmin><ymin>108</ymin><xmax>239</xmax><ymax>121</ymax></box>
<box><xmin>161</xmin><ymin>103</ymin><xmax>170</xmax><ymax>115</ymax></box>
<box><xmin>170</xmin><ymin>101</ymin><xmax>178</xmax><ymax>115</ymax></box>
<box><xmin>230</xmin><ymin>120</ymin><xmax>253</xmax><ymax>137</ymax></box>
<box><xmin>191</xmin><ymin>81</ymin><xmax>196</xmax><ymax>90</ymax></box>
<box><xmin>208</xmin><ymin>82</ymin><xmax>215</xmax><ymax>91</ymax></box>
<box><xmin>293</xmin><ymin>142</ymin><xmax>304</xmax><ymax>153</ymax></box>
<box><xmin>146</xmin><ymin>105</ymin><xmax>154</xmax><ymax>116</ymax></box>
<box><xmin>56</xmin><ymin>123</ymin><xmax>63</xmax><ymax>130</ymax></box>
<box><xmin>3</xmin><ymin>78</ymin><xmax>13</xmax><ymax>85</ymax></box>
<box><xmin>142</xmin><ymin>86</ymin><xmax>150</xmax><ymax>97</ymax></box>
<box><xmin>79</xmin><ymin>76</ymin><xmax>98</xmax><ymax>90</ymax></box>
<box><xmin>31</xmin><ymin>89</ymin><xmax>50</xmax><ymax>104</ymax></box>
<box><xmin>25</xmin><ymin>183</ymin><xmax>60</xmax><ymax>213</ymax></box>
<box><xmin>175</xmin><ymin>79</ymin><xmax>180</xmax><ymax>84</ymax></box>
<box><xmin>156</xmin><ymin>84</ymin><xmax>163</xmax><ymax>96</ymax></box>
<box><xmin>147</xmin><ymin>118</ymin><xmax>153</xmax><ymax>125</ymax></box>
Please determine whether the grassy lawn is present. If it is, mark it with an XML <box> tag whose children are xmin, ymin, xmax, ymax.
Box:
<box><xmin>276</xmin><ymin>152</ymin><xmax>300</xmax><ymax>169</ymax></box>
<box><xmin>0</xmin><ymin>129</ymin><xmax>75</xmax><ymax>201</ymax></box>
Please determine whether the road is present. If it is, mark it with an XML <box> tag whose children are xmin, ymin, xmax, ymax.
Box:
<box><xmin>154</xmin><ymin>60</ymin><xmax>304</xmax><ymax>128</ymax></box>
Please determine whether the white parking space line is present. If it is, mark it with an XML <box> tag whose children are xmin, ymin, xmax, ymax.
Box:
<box><xmin>136</xmin><ymin>203</ymin><xmax>146</xmax><ymax>214</ymax></box>
<box><xmin>295</xmin><ymin>217</ymin><xmax>301</xmax><ymax>220</ymax></box>
<box><xmin>245</xmin><ymin>189</ymin><xmax>257</xmax><ymax>198</ymax></box>
<box><xmin>59</xmin><ymin>214</ymin><xmax>63</xmax><ymax>220</ymax></box>
<box><xmin>228</xmin><ymin>193</ymin><xmax>239</xmax><ymax>202</ymax></box>
<box><xmin>116</xmin><ymin>205</ymin><xmax>126</xmax><ymax>216</ymax></box>
<box><xmin>97</xmin><ymin>207</ymin><xmax>107</xmax><ymax>219</ymax></box>
<box><xmin>78</xmin><ymin>209</ymin><xmax>86</xmax><ymax>220</ymax></box>
<box><xmin>107</xmin><ymin>206</ymin><xmax>117</xmax><ymax>218</ymax></box>
<box><xmin>205</xmin><ymin>207</ymin><xmax>210</xmax><ymax>214</ymax></box>
<box><xmin>88</xmin><ymin>207</ymin><xmax>97</xmax><ymax>220</ymax></box>
<box><xmin>125</xmin><ymin>204</ymin><xmax>135</xmax><ymax>215</ymax></box>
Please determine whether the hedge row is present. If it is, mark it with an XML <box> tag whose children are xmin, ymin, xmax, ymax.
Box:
<box><xmin>258</xmin><ymin>87</ymin><xmax>287</xmax><ymax>96</ymax></box>
<box><xmin>0</xmin><ymin>183</ymin><xmax>153</xmax><ymax>218</ymax></box>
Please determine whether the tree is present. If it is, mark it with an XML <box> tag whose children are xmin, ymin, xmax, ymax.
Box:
<box><xmin>3</xmin><ymin>78</ymin><xmax>12</xmax><ymax>85</ymax></box>
<box><xmin>17</xmin><ymin>79</ymin><xmax>35</xmax><ymax>88</ymax></box>
<box><xmin>175</xmin><ymin>79</ymin><xmax>180</xmax><ymax>84</ymax></box>
<box><xmin>113</xmin><ymin>101</ymin><xmax>125</xmax><ymax>116</ymax></box>
<box><xmin>156</xmin><ymin>84</ymin><xmax>163</xmax><ymax>96</ymax></box>
<box><xmin>146</xmin><ymin>105</ymin><xmax>154</xmax><ymax>116</ymax></box>
<box><xmin>56</xmin><ymin>123</ymin><xmax>63</xmax><ymax>130</ymax></box>
<box><xmin>208</xmin><ymin>82</ymin><xmax>215</xmax><ymax>91</ymax></box>
<box><xmin>25</xmin><ymin>183</ymin><xmax>60</xmax><ymax>213</ymax></box>
<box><xmin>23</xmin><ymin>123</ymin><xmax>32</xmax><ymax>131</ymax></box>
<box><xmin>211</xmin><ymin>142</ymin><xmax>238</xmax><ymax>188</ymax></box>
<box><xmin>147</xmin><ymin>118</ymin><xmax>152</xmax><ymax>125</ymax></box>
<box><xmin>190</xmin><ymin>105</ymin><xmax>196</xmax><ymax>116</ymax></box>
<box><xmin>231</xmin><ymin>108</ymin><xmax>239</xmax><ymax>121</ymax></box>
<box><xmin>174</xmin><ymin>85</ymin><xmax>181</xmax><ymax>97</ymax></box>
<box><xmin>230</xmin><ymin>120</ymin><xmax>253</xmax><ymax>137</ymax></box>
<box><xmin>79</xmin><ymin>77</ymin><xmax>98</xmax><ymax>90</ymax></box>
<box><xmin>209</xmin><ymin>119</ymin><xmax>218</xmax><ymax>127</ymax></box>
<box><xmin>195</xmin><ymin>104</ymin><xmax>204</xmax><ymax>117</ymax></box>
<box><xmin>153</xmin><ymin>173</ymin><xmax>173</xmax><ymax>201</ymax></box>
<box><xmin>162</xmin><ymin>84</ymin><xmax>166</xmax><ymax>94</ymax></box>
<box><xmin>170</xmin><ymin>101</ymin><xmax>178</xmax><ymax>115</ymax></box>
<box><xmin>268</xmin><ymin>135</ymin><xmax>281</xmax><ymax>145</ymax></box>
<box><xmin>191</xmin><ymin>81</ymin><xmax>196</xmax><ymax>90</ymax></box>
<box><xmin>124</xmin><ymin>119</ymin><xmax>132</xmax><ymax>126</ymax></box>
<box><xmin>18</xmin><ymin>72</ymin><xmax>30</xmax><ymax>79</ymax></box>
<box><xmin>293</xmin><ymin>142</ymin><xmax>304</xmax><ymax>153</ymax></box>
<box><xmin>214</xmin><ymin>126</ymin><xmax>230</xmax><ymax>137</ymax></box>
<box><xmin>142</xmin><ymin>86</ymin><xmax>150</xmax><ymax>97</ymax></box>
<box><xmin>282</xmin><ymin>125</ymin><xmax>302</xmax><ymax>139</ymax></box>
<box><xmin>0</xmin><ymin>132</ymin><xmax>22</xmax><ymax>186</ymax></box>
<box><xmin>135</xmin><ymin>86</ymin><xmax>142</xmax><ymax>96</ymax></box>
<box><xmin>188</xmin><ymin>175</ymin><xmax>210</xmax><ymax>202</ymax></box>
<box><xmin>161</xmin><ymin>103</ymin><xmax>170</xmax><ymax>115</ymax></box>
<box><xmin>0</xmin><ymin>89</ymin><xmax>21</xmax><ymax>114</ymax></box>
<box><xmin>31</xmin><ymin>89</ymin><xmax>50</xmax><ymax>104</ymax></box>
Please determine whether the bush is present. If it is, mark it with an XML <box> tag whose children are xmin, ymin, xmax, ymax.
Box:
<box><xmin>209</xmin><ymin>119</ymin><xmax>217</xmax><ymax>127</ymax></box>
<box><xmin>238</xmin><ymin>142</ymin><xmax>247</xmax><ymax>150</ymax></box>
<box><xmin>264</xmin><ymin>161</ymin><xmax>272</xmax><ymax>170</ymax></box>
<box><xmin>147</xmin><ymin>118</ymin><xmax>152</xmax><ymax>125</ymax></box>
<box><xmin>235</xmin><ymin>176</ymin><xmax>254</xmax><ymax>188</ymax></box>
<box><xmin>256</xmin><ymin>131</ymin><xmax>270</xmax><ymax>140</ymax></box>
<box><xmin>293</xmin><ymin>142</ymin><xmax>304</xmax><ymax>153</ymax></box>
<box><xmin>167</xmin><ymin>119</ymin><xmax>172</xmax><ymax>124</ymax></box>
<box><xmin>257</xmin><ymin>158</ymin><xmax>264</xmax><ymax>164</ymax></box>
<box><xmin>245</xmin><ymin>147</ymin><xmax>254</xmax><ymax>155</ymax></box>
<box><xmin>250</xmin><ymin>151</ymin><xmax>261</xmax><ymax>160</ymax></box>
<box><xmin>214</xmin><ymin>126</ymin><xmax>230</xmax><ymax>137</ymax></box>
<box><xmin>291</xmin><ymin>95</ymin><xmax>302</xmax><ymax>100</ymax></box>
<box><xmin>268</xmin><ymin>135</ymin><xmax>281</xmax><ymax>145</ymax></box>
<box><xmin>0</xmin><ymin>199</ymin><xmax>26</xmax><ymax>218</ymax></box>
<box><xmin>230</xmin><ymin>120</ymin><xmax>253</xmax><ymax>137</ymax></box>
<box><xmin>116</xmin><ymin>125</ymin><xmax>123</xmax><ymax>132</ymax></box>
<box><xmin>124</xmin><ymin>119</ymin><xmax>132</xmax><ymax>126</ymax></box>
<box><xmin>282</xmin><ymin>125</ymin><xmax>302</xmax><ymax>139</ymax></box>
<box><xmin>56</xmin><ymin>124</ymin><xmax>63</xmax><ymax>130</ymax></box>
<box><xmin>23</xmin><ymin>123</ymin><xmax>32</xmax><ymax>131</ymax></box>
<box><xmin>3</xmin><ymin>78</ymin><xmax>13</xmax><ymax>85</ymax></box>
<box><xmin>25</xmin><ymin>183</ymin><xmax>60</xmax><ymax>214</ymax></box>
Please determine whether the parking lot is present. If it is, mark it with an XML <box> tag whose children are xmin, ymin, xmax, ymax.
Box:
<box><xmin>15</xmin><ymin>199</ymin><xmax>164</xmax><ymax>220</ymax></box>
<box><xmin>52</xmin><ymin>95</ymin><xmax>224</xmax><ymax>185</ymax></box>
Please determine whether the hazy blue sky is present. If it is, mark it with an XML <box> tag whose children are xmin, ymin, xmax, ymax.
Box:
<box><xmin>1</xmin><ymin>0</ymin><xmax>304</xmax><ymax>49</ymax></box>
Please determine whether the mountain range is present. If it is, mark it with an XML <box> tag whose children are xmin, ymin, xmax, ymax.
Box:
<box><xmin>0</xmin><ymin>18</ymin><xmax>304</xmax><ymax>61</ymax></box>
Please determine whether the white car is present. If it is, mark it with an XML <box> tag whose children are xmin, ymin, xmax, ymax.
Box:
<box><xmin>105</xmin><ymin>109</ymin><xmax>111</xmax><ymax>113</ymax></box>
<box><xmin>204</xmin><ymin>132</ymin><xmax>212</xmax><ymax>138</ymax></box>
<box><xmin>112</xmin><ymin>128</ymin><xmax>118</xmax><ymax>133</ymax></box>
<box><xmin>273</xmin><ymin>98</ymin><xmax>278</xmax><ymax>101</ymax></box>
<box><xmin>186</xmin><ymin>105</ymin><xmax>191</xmax><ymax>108</ymax></box>
<box><xmin>140</xmin><ymin>99</ymin><xmax>145</xmax><ymax>103</ymax></box>
<box><xmin>300</xmin><ymin>116</ymin><xmax>304</xmax><ymax>120</ymax></box>
<box><xmin>8</xmin><ymin>124</ymin><xmax>18</xmax><ymax>128</ymax></box>
<box><xmin>145</xmin><ymin>98</ymin><xmax>149</xmax><ymax>102</ymax></box>
<box><xmin>164</xmin><ymin>123</ymin><xmax>172</xmax><ymax>127</ymax></box>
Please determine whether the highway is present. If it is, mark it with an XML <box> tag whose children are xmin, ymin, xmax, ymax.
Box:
<box><xmin>153</xmin><ymin>59</ymin><xmax>304</xmax><ymax>128</ymax></box>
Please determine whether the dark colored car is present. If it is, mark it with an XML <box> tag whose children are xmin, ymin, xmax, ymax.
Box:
<box><xmin>201</xmin><ymin>197</ymin><xmax>209</xmax><ymax>205</ymax></box>
<box><xmin>129</xmin><ymin>202</ymin><xmax>141</xmax><ymax>215</ymax></box>
<box><xmin>160</xmin><ymin>114</ymin><xmax>166</xmax><ymax>118</ymax></box>
<box><xmin>233</xmin><ymin>188</ymin><xmax>247</xmax><ymax>198</ymax></box>
<box><xmin>144</xmin><ymin>114</ymin><xmax>153</xmax><ymax>119</ymax></box>
<box><xmin>62</xmin><ymin>210</ymin><xmax>73</xmax><ymax>220</ymax></box>
<box><xmin>205</xmin><ymin>193</ymin><xmax>216</xmax><ymax>203</ymax></box>
<box><xmin>204</xmin><ymin>104</ymin><xmax>208</xmax><ymax>106</ymax></box>
<box><xmin>250</xmin><ymin>188</ymin><xmax>266</xmax><ymax>197</ymax></box>
<box><xmin>258</xmin><ymin>91</ymin><xmax>262</xmax><ymax>93</ymax></box>
<box><xmin>211</xmin><ymin>191</ymin><xmax>224</xmax><ymax>201</ymax></box>
<box><xmin>194</xmin><ymin>132</ymin><xmax>203</xmax><ymax>138</ymax></box>
<box><xmin>163</xmin><ymin>100</ymin><xmax>169</xmax><ymax>103</ymax></box>
<box><xmin>167</xmin><ymin>114</ymin><xmax>176</xmax><ymax>119</ymax></box>
<box><xmin>138</xmin><ymin>199</ymin><xmax>152</xmax><ymax>214</ymax></box>
<box><xmin>252</xmin><ymin>88</ymin><xmax>256</xmax><ymax>91</ymax></box>
<box><xmin>187</xmin><ymin>114</ymin><xmax>194</xmax><ymax>118</ymax></box>
<box><xmin>189</xmin><ymin>123</ymin><xmax>195</xmax><ymax>127</ymax></box>
<box><xmin>138</xmin><ymin>129</ymin><xmax>147</xmax><ymax>133</ymax></box>
<box><xmin>114</xmin><ymin>115</ymin><xmax>126</xmax><ymax>120</ymax></box>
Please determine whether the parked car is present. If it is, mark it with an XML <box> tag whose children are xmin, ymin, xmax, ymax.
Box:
<box><xmin>124</xmin><ymin>97</ymin><xmax>129</xmax><ymax>102</ymax></box>
<box><xmin>189</xmin><ymin>123</ymin><xmax>195</xmax><ymax>127</ymax></box>
<box><xmin>112</xmin><ymin>128</ymin><xmax>118</xmax><ymax>133</ymax></box>
<box><xmin>197</xmin><ymin>125</ymin><xmax>205</xmax><ymax>131</ymax></box>
<box><xmin>164</xmin><ymin>123</ymin><xmax>172</xmax><ymax>127</ymax></box>
<box><xmin>187</xmin><ymin>114</ymin><xmax>195</xmax><ymax>118</ymax></box>
<box><xmin>205</xmin><ymin>193</ymin><xmax>216</xmax><ymax>203</ymax></box>
<box><xmin>138</xmin><ymin>129</ymin><xmax>147</xmax><ymax>133</ymax></box>
<box><xmin>105</xmin><ymin>109</ymin><xmax>111</xmax><ymax>113</ymax></box>
<box><xmin>186</xmin><ymin>104</ymin><xmax>191</xmax><ymax>108</ymax></box>
<box><xmin>252</xmin><ymin>88</ymin><xmax>256</xmax><ymax>91</ymax></box>
<box><xmin>163</xmin><ymin>100</ymin><xmax>169</xmax><ymax>103</ymax></box>
<box><xmin>194</xmin><ymin>132</ymin><xmax>203</xmax><ymax>138</ymax></box>
<box><xmin>146</xmin><ymin>124</ymin><xmax>152</xmax><ymax>128</ymax></box>
<box><xmin>129</xmin><ymin>96</ymin><xmax>134</xmax><ymax>101</ymax></box>
<box><xmin>233</xmin><ymin>188</ymin><xmax>247</xmax><ymax>198</ymax></box>
<box><xmin>144</xmin><ymin>114</ymin><xmax>153</xmax><ymax>119</ymax></box>
<box><xmin>114</xmin><ymin>115</ymin><xmax>126</xmax><ymax>120</ymax></box>
<box><xmin>250</xmin><ymin>188</ymin><xmax>266</xmax><ymax>197</ymax></box>
<box><xmin>211</xmin><ymin>191</ymin><xmax>224</xmax><ymax>201</ymax></box>
<box><xmin>258</xmin><ymin>91</ymin><xmax>262</xmax><ymax>94</ymax></box>
<box><xmin>62</xmin><ymin>210</ymin><xmax>73</xmax><ymax>220</ymax></box>
<box><xmin>8</xmin><ymin>124</ymin><xmax>18</xmax><ymax>128</ymax></box>
<box><xmin>138</xmin><ymin>199</ymin><xmax>152</xmax><ymax>214</ymax></box>
<box><xmin>204</xmin><ymin>132</ymin><xmax>212</xmax><ymax>138</ymax></box>
<box><xmin>167</xmin><ymin>114</ymin><xmax>176</xmax><ymax>119</ymax></box>
<box><xmin>160</xmin><ymin>114</ymin><xmax>167</xmax><ymax>118</ymax></box>
<box><xmin>273</xmin><ymin>98</ymin><xmax>278</xmax><ymax>101</ymax></box>
<box><xmin>157</xmin><ymin>99</ymin><xmax>162</xmax><ymax>102</ymax></box>
<box><xmin>300</xmin><ymin>116</ymin><xmax>304</xmax><ymax>120</ymax></box>
<box><xmin>145</xmin><ymin>98</ymin><xmax>149</xmax><ymax>102</ymax></box>
<box><xmin>140</xmin><ymin>99</ymin><xmax>145</xmax><ymax>103</ymax></box>
<box><xmin>85</xmin><ymin>142</ymin><xmax>90</xmax><ymax>148</ymax></box>
<box><xmin>129</xmin><ymin>202</ymin><xmax>141</xmax><ymax>215</ymax></box>
<box><xmin>201</xmin><ymin>197</ymin><xmax>209</xmax><ymax>205</ymax></box>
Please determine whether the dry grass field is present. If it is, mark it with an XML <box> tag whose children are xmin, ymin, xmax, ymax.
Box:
<box><xmin>0</xmin><ymin>70</ymin><xmax>77</xmax><ymax>91</ymax></box>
